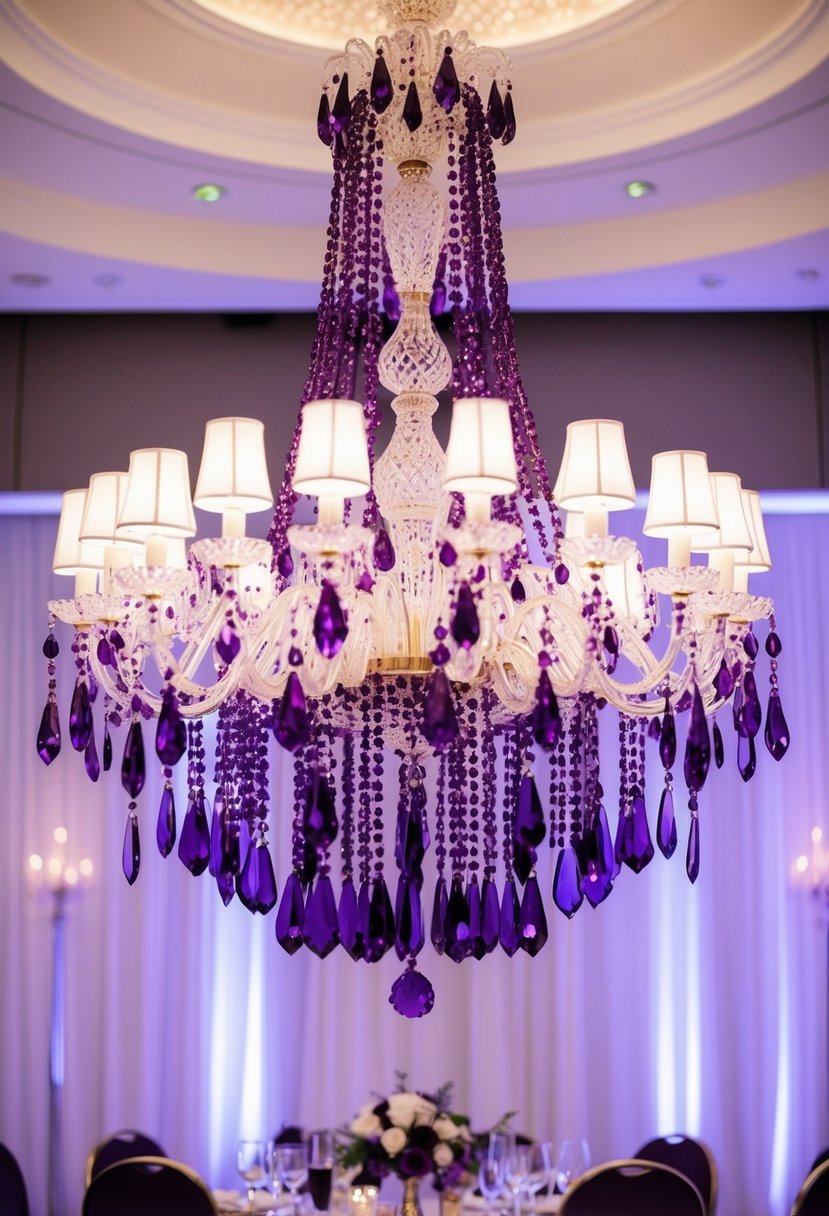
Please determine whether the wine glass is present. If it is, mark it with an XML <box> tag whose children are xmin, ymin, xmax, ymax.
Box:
<box><xmin>276</xmin><ymin>1142</ymin><xmax>310</xmax><ymax>1215</ymax></box>
<box><xmin>555</xmin><ymin>1140</ymin><xmax>590</xmax><ymax>1193</ymax></box>
<box><xmin>265</xmin><ymin>1140</ymin><xmax>284</xmax><ymax>1211</ymax></box>
<box><xmin>524</xmin><ymin>1143</ymin><xmax>552</xmax><ymax>1202</ymax></box>
<box><xmin>477</xmin><ymin>1132</ymin><xmax>507</xmax><ymax>1215</ymax></box>
<box><xmin>237</xmin><ymin>1140</ymin><xmax>268</xmax><ymax>1212</ymax></box>
<box><xmin>309</xmin><ymin>1131</ymin><xmax>336</xmax><ymax>1212</ymax></box>
<box><xmin>504</xmin><ymin>1142</ymin><xmax>530</xmax><ymax>1216</ymax></box>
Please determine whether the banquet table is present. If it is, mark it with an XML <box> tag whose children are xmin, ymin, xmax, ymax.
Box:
<box><xmin>211</xmin><ymin>1193</ymin><xmax>563</xmax><ymax>1215</ymax></box>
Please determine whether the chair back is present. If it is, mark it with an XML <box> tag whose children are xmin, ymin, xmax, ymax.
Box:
<box><xmin>560</xmin><ymin>1158</ymin><xmax>705</xmax><ymax>1216</ymax></box>
<box><xmin>0</xmin><ymin>1142</ymin><xmax>30</xmax><ymax>1216</ymax></box>
<box><xmin>791</xmin><ymin>1158</ymin><xmax>829</xmax><ymax>1215</ymax></box>
<box><xmin>635</xmin><ymin>1133</ymin><xmax>718</xmax><ymax>1214</ymax></box>
<box><xmin>85</xmin><ymin>1129</ymin><xmax>166</xmax><ymax>1188</ymax></box>
<box><xmin>83</xmin><ymin>1156</ymin><xmax>218</xmax><ymax>1216</ymax></box>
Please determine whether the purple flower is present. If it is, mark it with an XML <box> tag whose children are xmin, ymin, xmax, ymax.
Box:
<box><xmin>398</xmin><ymin>1146</ymin><xmax>432</xmax><ymax>1179</ymax></box>
<box><xmin>409</xmin><ymin>1126</ymin><xmax>438</xmax><ymax>1151</ymax></box>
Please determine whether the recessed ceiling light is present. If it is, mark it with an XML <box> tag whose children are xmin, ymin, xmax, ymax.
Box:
<box><xmin>700</xmin><ymin>273</ymin><xmax>724</xmax><ymax>289</ymax></box>
<box><xmin>93</xmin><ymin>273</ymin><xmax>121</xmax><ymax>288</ymax></box>
<box><xmin>797</xmin><ymin>268</ymin><xmax>820</xmax><ymax>282</ymax></box>
<box><xmin>10</xmin><ymin>272</ymin><xmax>50</xmax><ymax>287</ymax></box>
<box><xmin>193</xmin><ymin>183</ymin><xmax>225</xmax><ymax>203</ymax></box>
<box><xmin>625</xmin><ymin>180</ymin><xmax>655</xmax><ymax>199</ymax></box>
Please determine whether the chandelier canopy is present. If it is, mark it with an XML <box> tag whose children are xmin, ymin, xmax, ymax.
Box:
<box><xmin>39</xmin><ymin>0</ymin><xmax>789</xmax><ymax>1016</ymax></box>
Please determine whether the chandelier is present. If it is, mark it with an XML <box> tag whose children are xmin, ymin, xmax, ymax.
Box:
<box><xmin>37</xmin><ymin>0</ymin><xmax>790</xmax><ymax>1017</ymax></box>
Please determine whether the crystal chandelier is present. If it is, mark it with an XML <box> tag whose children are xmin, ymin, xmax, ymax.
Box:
<box><xmin>37</xmin><ymin>0</ymin><xmax>790</xmax><ymax>1017</ymax></box>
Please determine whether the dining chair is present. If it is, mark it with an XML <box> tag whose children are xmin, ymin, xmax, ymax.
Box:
<box><xmin>634</xmin><ymin>1132</ymin><xmax>718</xmax><ymax>1214</ymax></box>
<box><xmin>82</xmin><ymin>1155</ymin><xmax>218</xmax><ymax>1216</ymax></box>
<box><xmin>0</xmin><ymin>1141</ymin><xmax>30</xmax><ymax>1216</ymax></box>
<box><xmin>791</xmin><ymin>1158</ymin><xmax>829</xmax><ymax>1215</ymax></box>
<box><xmin>559</xmin><ymin>1158</ymin><xmax>705</xmax><ymax>1215</ymax></box>
<box><xmin>809</xmin><ymin>1146</ymin><xmax>829</xmax><ymax>1174</ymax></box>
<box><xmin>84</xmin><ymin>1129</ymin><xmax>166</xmax><ymax>1188</ymax></box>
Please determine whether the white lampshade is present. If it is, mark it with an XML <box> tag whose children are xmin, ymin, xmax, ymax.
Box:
<box><xmin>643</xmin><ymin>451</ymin><xmax>719</xmax><ymax>537</ymax></box>
<box><xmin>734</xmin><ymin>489</ymin><xmax>772</xmax><ymax>571</ymax></box>
<box><xmin>116</xmin><ymin>448</ymin><xmax>197</xmax><ymax>538</ymax></box>
<box><xmin>691</xmin><ymin>472</ymin><xmax>753</xmax><ymax>552</ymax></box>
<box><xmin>292</xmin><ymin>399</ymin><xmax>371</xmax><ymax>497</ymax></box>
<box><xmin>79</xmin><ymin>471</ymin><xmax>141</xmax><ymax>550</ymax></box>
<box><xmin>53</xmin><ymin>489</ymin><xmax>104</xmax><ymax>575</ymax></box>
<box><xmin>193</xmin><ymin>417</ymin><xmax>273</xmax><ymax>514</ymax></box>
<box><xmin>554</xmin><ymin>419</ymin><xmax>636</xmax><ymax>512</ymax></box>
<box><xmin>443</xmin><ymin>397</ymin><xmax>518</xmax><ymax>495</ymax></box>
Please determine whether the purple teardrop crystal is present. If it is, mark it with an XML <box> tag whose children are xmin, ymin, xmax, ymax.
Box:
<box><xmin>374</xmin><ymin>528</ymin><xmax>396</xmax><ymax>571</ymax></box>
<box><xmin>555</xmin><ymin>563</ymin><xmax>570</xmax><ymax>585</ymax></box>
<box><xmin>712</xmin><ymin>719</ymin><xmax>724</xmax><ymax>768</ymax></box>
<box><xmin>741</xmin><ymin>671</ymin><xmax>763</xmax><ymax>738</ymax></box>
<box><xmin>648</xmin><ymin>715</ymin><xmax>662</xmax><ymax>741</ymax></box>
<box><xmin>519</xmin><ymin>876</ymin><xmax>548</xmax><ymax>957</ymax></box>
<box><xmin>208</xmin><ymin>797</ymin><xmax>223</xmax><ymax>877</ymax></box>
<box><xmin>389</xmin><ymin>967</ymin><xmax>435</xmax><ymax>1018</ymax></box>
<box><xmin>316</xmin><ymin>92</ymin><xmax>333</xmax><ymax>146</ymax></box>
<box><xmin>432</xmin><ymin>50</ymin><xmax>460</xmax><ymax>112</ymax></box>
<box><xmin>96</xmin><ymin>637</ymin><xmax>112</xmax><ymax>667</ymax></box>
<box><xmin>421</xmin><ymin>669</ymin><xmax>460</xmax><ymax>751</ymax></box>
<box><xmin>103</xmin><ymin>726</ymin><xmax>112</xmax><ymax>772</ymax></box>
<box><xmin>466</xmin><ymin>878</ymin><xmax>485</xmax><ymax>960</ymax></box>
<box><xmin>277</xmin><ymin>548</ymin><xmax>294</xmax><ymax>579</ymax></box>
<box><xmin>121</xmin><ymin>719</ymin><xmax>146</xmax><ymax>799</ymax></box>
<box><xmin>581</xmin><ymin>806</ymin><xmax>614</xmax><ymax>907</ymax></box>
<box><xmin>486</xmin><ymin>81</ymin><xmax>506</xmax><ymax>139</ymax></box>
<box><xmin>659</xmin><ymin>705</ymin><xmax>676</xmax><ymax>770</ymax></box>
<box><xmin>339</xmin><ymin>878</ymin><xmax>364</xmax><ymax>960</ymax></box>
<box><xmin>330</xmin><ymin>73</ymin><xmax>351</xmax><ymax>135</ymax></box>
<box><xmin>684</xmin><ymin>685</ymin><xmax>711</xmax><ymax>793</ymax></box>
<box><xmin>313</xmin><ymin>581</ymin><xmax>348</xmax><ymax>658</ymax></box>
<box><xmin>451</xmin><ymin>582</ymin><xmax>480</xmax><ymax>650</ymax></box>
<box><xmin>156</xmin><ymin>785</ymin><xmax>176</xmax><ymax>858</ymax></box>
<box><xmin>738</xmin><ymin>732</ymin><xmax>757</xmax><ymax>781</ymax></box>
<box><xmin>402</xmin><ymin>80</ymin><xmax>423</xmax><ymax>132</ymax></box>
<box><xmin>439</xmin><ymin>539</ymin><xmax>457</xmax><ymax>567</ymax></box>
<box><xmin>430</xmin><ymin>876</ymin><xmax>448</xmax><ymax>954</ymax></box>
<box><xmin>713</xmin><ymin>658</ymin><xmax>735</xmax><ymax>700</ymax></box>
<box><xmin>686</xmin><ymin>817</ymin><xmax>700</xmax><ymax>884</ymax></box>
<box><xmin>766</xmin><ymin>630</ymin><xmax>782</xmax><ymax>658</ymax></box>
<box><xmin>510</xmin><ymin>577</ymin><xmax>526</xmax><ymax>603</ymax></box>
<box><xmin>216</xmin><ymin>871</ymin><xmax>235</xmax><ymax>906</ymax></box>
<box><xmin>365</xmin><ymin>875</ymin><xmax>395</xmax><ymax>962</ymax></box>
<box><xmin>743</xmin><ymin>630</ymin><xmax>759</xmax><ymax>660</ymax></box>
<box><xmin>395</xmin><ymin>875</ymin><xmax>424</xmax><ymax>959</ymax></box>
<box><xmin>236</xmin><ymin>841</ymin><xmax>262</xmax><ymax>913</ymax></box>
<box><xmin>512</xmin><ymin>838</ymin><xmax>534</xmax><ymax>886</ymax></box>
<box><xmin>502</xmin><ymin>90</ymin><xmax>517</xmax><ymax>144</ymax></box>
<box><xmin>304</xmin><ymin>876</ymin><xmax>340</xmax><ymax>958</ymax></box>
<box><xmin>156</xmin><ymin>687</ymin><xmax>187</xmax><ymax>767</ymax></box>
<box><xmin>656</xmin><ymin>785</ymin><xmax>677</xmax><ymax>859</ymax></box>
<box><xmin>370</xmin><ymin>53</ymin><xmax>393</xmax><ymax>113</ymax></box>
<box><xmin>274</xmin><ymin>671</ymin><xmax>311</xmax><ymax>753</ymax></box>
<box><xmin>275</xmin><ymin>872</ymin><xmax>306</xmax><ymax>955</ymax></box>
<box><xmin>499</xmin><ymin>876</ymin><xmax>522</xmax><ymax>953</ymax></box>
<box><xmin>624</xmin><ymin>795</ymin><xmax>654</xmax><ymax>873</ymax></box>
<box><xmin>764</xmin><ymin>692</ymin><xmax>789</xmax><ymax>761</ymax></box>
<box><xmin>216</xmin><ymin>621</ymin><xmax>241</xmax><ymax>665</ymax></box>
<box><xmin>178</xmin><ymin>794</ymin><xmax>211</xmax><ymax>876</ymax></box>
<box><xmin>531</xmin><ymin>668</ymin><xmax>561</xmax><ymax>751</ymax></box>
<box><xmin>302</xmin><ymin>770</ymin><xmax>338</xmax><ymax>850</ymax></box>
<box><xmin>122</xmin><ymin>812</ymin><xmax>140</xmax><ymax>886</ymax></box>
<box><xmin>84</xmin><ymin>728</ymin><xmax>100</xmax><ymax>783</ymax></box>
<box><xmin>444</xmin><ymin>873</ymin><xmax>471</xmax><ymax>963</ymax></box>
<box><xmin>481</xmin><ymin>876</ymin><xmax>500</xmax><ymax>953</ymax></box>
<box><xmin>514</xmin><ymin>773</ymin><xmax>545</xmax><ymax>849</ymax></box>
<box><xmin>69</xmin><ymin>679</ymin><xmax>93</xmax><ymax>752</ymax></box>
<box><xmin>42</xmin><ymin>633</ymin><xmax>59</xmax><ymax>659</ymax></box>
<box><xmin>255</xmin><ymin>844</ymin><xmax>277</xmax><ymax>914</ymax></box>
<box><xmin>37</xmin><ymin>696</ymin><xmax>61</xmax><ymax>765</ymax></box>
<box><xmin>553</xmin><ymin>848</ymin><xmax>583</xmax><ymax>919</ymax></box>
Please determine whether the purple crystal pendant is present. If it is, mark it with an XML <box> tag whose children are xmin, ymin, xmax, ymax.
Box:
<box><xmin>339</xmin><ymin>879</ymin><xmax>364</xmax><ymax>960</ymax></box>
<box><xmin>531</xmin><ymin>668</ymin><xmax>561</xmax><ymax>751</ymax></box>
<box><xmin>84</xmin><ymin>729</ymin><xmax>101</xmax><ymax>783</ymax></box>
<box><xmin>275</xmin><ymin>872</ymin><xmax>306</xmax><ymax>955</ymax></box>
<box><xmin>313</xmin><ymin>581</ymin><xmax>348</xmax><ymax>658</ymax></box>
<box><xmin>122</xmin><ymin>809</ymin><xmax>140</xmax><ymax>886</ymax></box>
<box><xmin>274</xmin><ymin>672</ymin><xmax>311</xmax><ymax>753</ymax></box>
<box><xmin>514</xmin><ymin>773</ymin><xmax>545</xmax><ymax>849</ymax></box>
<box><xmin>373</xmin><ymin>528</ymin><xmax>395</xmax><ymax>571</ymax></box>
<box><xmin>421</xmin><ymin>670</ymin><xmax>460</xmax><ymax>750</ymax></box>
<box><xmin>686</xmin><ymin>814</ymin><xmax>700</xmax><ymax>884</ymax></box>
<box><xmin>430</xmin><ymin>876</ymin><xmax>448</xmax><ymax>954</ymax></box>
<box><xmin>178</xmin><ymin>795</ymin><xmax>211</xmax><ymax>876</ymax></box>
<box><xmin>37</xmin><ymin>696</ymin><xmax>61</xmax><ymax>765</ymax></box>
<box><xmin>451</xmin><ymin>582</ymin><xmax>480</xmax><ymax>650</ymax></box>
<box><xmin>369</xmin><ymin>53</ymin><xmax>393</xmax><ymax>113</ymax></box>
<box><xmin>519</xmin><ymin>876</ymin><xmax>548</xmax><ymax>956</ymax></box>
<box><xmin>683</xmin><ymin>685</ymin><xmax>711</xmax><ymax>793</ymax></box>
<box><xmin>499</xmin><ymin>876</ymin><xmax>522</xmax><ymax>954</ymax></box>
<box><xmin>764</xmin><ymin>692</ymin><xmax>790</xmax><ymax>761</ymax></box>
<box><xmin>121</xmin><ymin>719</ymin><xmax>146</xmax><ymax>799</ymax></box>
<box><xmin>389</xmin><ymin>962</ymin><xmax>435</xmax><ymax>1018</ymax></box>
<box><xmin>216</xmin><ymin>620</ymin><xmax>241</xmax><ymax>665</ymax></box>
<box><xmin>156</xmin><ymin>687</ymin><xmax>187</xmax><ymax>767</ymax></box>
<box><xmin>156</xmin><ymin>784</ymin><xmax>176</xmax><ymax>858</ymax></box>
<box><xmin>553</xmin><ymin>848</ymin><xmax>583</xmax><ymax>919</ymax></box>
<box><xmin>304</xmin><ymin>875</ymin><xmax>340</xmax><ymax>958</ymax></box>
<box><xmin>68</xmin><ymin>679</ymin><xmax>93</xmax><ymax>752</ymax></box>
<box><xmin>656</xmin><ymin>785</ymin><xmax>677</xmax><ymax>859</ymax></box>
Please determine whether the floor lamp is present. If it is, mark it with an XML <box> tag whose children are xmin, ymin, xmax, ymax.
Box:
<box><xmin>29</xmin><ymin>828</ymin><xmax>93</xmax><ymax>1216</ymax></box>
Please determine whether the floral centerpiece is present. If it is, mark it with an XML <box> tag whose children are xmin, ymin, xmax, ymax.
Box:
<box><xmin>340</xmin><ymin>1078</ymin><xmax>476</xmax><ymax>1197</ymax></box>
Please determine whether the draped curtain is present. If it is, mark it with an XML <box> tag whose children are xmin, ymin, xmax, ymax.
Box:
<box><xmin>0</xmin><ymin>509</ymin><xmax>827</xmax><ymax>1216</ymax></box>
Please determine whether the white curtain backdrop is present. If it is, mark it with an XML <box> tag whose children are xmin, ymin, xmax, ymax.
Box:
<box><xmin>1</xmin><ymin>509</ymin><xmax>827</xmax><ymax>1216</ymax></box>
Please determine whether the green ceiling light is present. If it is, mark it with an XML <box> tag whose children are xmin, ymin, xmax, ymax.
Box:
<box><xmin>193</xmin><ymin>183</ymin><xmax>225</xmax><ymax>203</ymax></box>
<box><xmin>625</xmin><ymin>180</ymin><xmax>655</xmax><ymax>199</ymax></box>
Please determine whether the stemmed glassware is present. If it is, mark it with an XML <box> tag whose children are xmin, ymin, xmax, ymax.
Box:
<box><xmin>478</xmin><ymin>1132</ymin><xmax>508</xmax><ymax>1216</ymax></box>
<box><xmin>555</xmin><ymin>1140</ymin><xmax>590</xmax><ymax>1193</ymax></box>
<box><xmin>308</xmin><ymin>1131</ymin><xmax>336</xmax><ymax>1213</ymax></box>
<box><xmin>524</xmin><ymin>1143</ymin><xmax>553</xmax><ymax>1202</ymax></box>
<box><xmin>237</xmin><ymin>1140</ymin><xmax>269</xmax><ymax>1212</ymax></box>
<box><xmin>276</xmin><ymin>1142</ymin><xmax>310</xmax><ymax>1216</ymax></box>
<box><xmin>504</xmin><ymin>1141</ymin><xmax>531</xmax><ymax>1216</ymax></box>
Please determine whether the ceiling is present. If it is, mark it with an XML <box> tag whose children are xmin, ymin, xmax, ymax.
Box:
<box><xmin>1</xmin><ymin>0</ymin><xmax>828</xmax><ymax>311</ymax></box>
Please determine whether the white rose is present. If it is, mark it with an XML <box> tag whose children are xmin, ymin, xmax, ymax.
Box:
<box><xmin>351</xmin><ymin>1111</ymin><xmax>382</xmax><ymax>1137</ymax></box>
<box><xmin>433</xmin><ymin>1144</ymin><xmax>454</xmax><ymax>1168</ymax></box>
<box><xmin>387</xmin><ymin>1093</ymin><xmax>437</xmax><ymax>1128</ymax></box>
<box><xmin>432</xmin><ymin>1118</ymin><xmax>458</xmax><ymax>1142</ymax></box>
<box><xmin>456</xmin><ymin>1124</ymin><xmax>473</xmax><ymax>1142</ymax></box>
<box><xmin>381</xmin><ymin>1127</ymin><xmax>407</xmax><ymax>1157</ymax></box>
